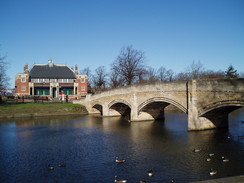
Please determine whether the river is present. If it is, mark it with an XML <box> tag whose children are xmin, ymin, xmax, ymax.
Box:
<box><xmin>0</xmin><ymin>108</ymin><xmax>243</xmax><ymax>183</ymax></box>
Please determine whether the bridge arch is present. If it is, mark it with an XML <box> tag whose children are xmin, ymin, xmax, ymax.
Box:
<box><xmin>137</xmin><ymin>97</ymin><xmax>187</xmax><ymax>121</ymax></box>
<box><xmin>108</xmin><ymin>99</ymin><xmax>131</xmax><ymax>120</ymax></box>
<box><xmin>199</xmin><ymin>100</ymin><xmax>244</xmax><ymax>128</ymax></box>
<box><xmin>108</xmin><ymin>99</ymin><xmax>131</xmax><ymax>109</ymax></box>
<box><xmin>199</xmin><ymin>100</ymin><xmax>244</xmax><ymax>117</ymax></box>
<box><xmin>92</xmin><ymin>103</ymin><xmax>103</xmax><ymax>114</ymax></box>
<box><xmin>138</xmin><ymin>97</ymin><xmax>187</xmax><ymax>114</ymax></box>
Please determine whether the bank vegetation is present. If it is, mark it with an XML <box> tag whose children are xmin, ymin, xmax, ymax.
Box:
<box><xmin>0</xmin><ymin>103</ymin><xmax>88</xmax><ymax>118</ymax></box>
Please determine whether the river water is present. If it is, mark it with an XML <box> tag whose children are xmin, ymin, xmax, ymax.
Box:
<box><xmin>0</xmin><ymin>108</ymin><xmax>243</xmax><ymax>183</ymax></box>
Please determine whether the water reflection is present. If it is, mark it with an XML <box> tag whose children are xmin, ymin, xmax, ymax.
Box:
<box><xmin>0</xmin><ymin>109</ymin><xmax>243</xmax><ymax>183</ymax></box>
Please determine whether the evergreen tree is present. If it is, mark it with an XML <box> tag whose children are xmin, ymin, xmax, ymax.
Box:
<box><xmin>225</xmin><ymin>65</ymin><xmax>239</xmax><ymax>78</ymax></box>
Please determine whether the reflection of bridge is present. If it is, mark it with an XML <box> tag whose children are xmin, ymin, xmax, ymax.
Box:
<box><xmin>74</xmin><ymin>79</ymin><xmax>244</xmax><ymax>131</ymax></box>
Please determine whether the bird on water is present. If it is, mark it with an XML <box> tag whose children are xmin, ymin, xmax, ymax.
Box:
<box><xmin>48</xmin><ymin>164</ymin><xmax>54</xmax><ymax>170</ymax></box>
<box><xmin>147</xmin><ymin>169</ymin><xmax>154</xmax><ymax>177</ymax></box>
<box><xmin>58</xmin><ymin>163</ymin><xmax>66</xmax><ymax>167</ymax></box>
<box><xmin>115</xmin><ymin>157</ymin><xmax>125</xmax><ymax>163</ymax></box>
<box><xmin>209</xmin><ymin>169</ymin><xmax>217</xmax><ymax>176</ymax></box>
<box><xmin>114</xmin><ymin>176</ymin><xmax>127</xmax><ymax>183</ymax></box>
<box><xmin>193</xmin><ymin>148</ymin><xmax>200</xmax><ymax>153</ymax></box>
<box><xmin>222</xmin><ymin>156</ymin><xmax>229</xmax><ymax>162</ymax></box>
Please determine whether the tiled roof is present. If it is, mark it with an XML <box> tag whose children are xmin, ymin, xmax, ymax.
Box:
<box><xmin>29</xmin><ymin>63</ymin><xmax>76</xmax><ymax>79</ymax></box>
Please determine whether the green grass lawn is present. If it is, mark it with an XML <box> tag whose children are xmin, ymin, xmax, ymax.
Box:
<box><xmin>0</xmin><ymin>103</ymin><xmax>88</xmax><ymax>118</ymax></box>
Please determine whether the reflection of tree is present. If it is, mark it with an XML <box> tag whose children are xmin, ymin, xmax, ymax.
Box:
<box><xmin>13</xmin><ymin>116</ymin><xmax>80</xmax><ymax>126</ymax></box>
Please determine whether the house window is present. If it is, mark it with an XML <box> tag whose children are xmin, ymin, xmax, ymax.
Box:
<box><xmin>81</xmin><ymin>78</ymin><xmax>85</xmax><ymax>83</ymax></box>
<box><xmin>21</xmin><ymin>86</ymin><xmax>26</xmax><ymax>91</ymax></box>
<box><xmin>50</xmin><ymin>79</ymin><xmax>57</xmax><ymax>83</ymax></box>
<box><xmin>60</xmin><ymin>87</ymin><xmax>73</xmax><ymax>95</ymax></box>
<box><xmin>37</xmin><ymin>79</ymin><xmax>43</xmax><ymax>83</ymax></box>
<box><xmin>68</xmin><ymin>79</ymin><xmax>73</xmax><ymax>83</ymax></box>
<box><xmin>81</xmin><ymin>86</ymin><xmax>85</xmax><ymax>91</ymax></box>
<box><xmin>35</xmin><ymin>88</ymin><xmax>49</xmax><ymax>95</ymax></box>
<box><xmin>21</xmin><ymin>77</ymin><xmax>26</xmax><ymax>83</ymax></box>
<box><xmin>32</xmin><ymin>79</ymin><xmax>38</xmax><ymax>83</ymax></box>
<box><xmin>44</xmin><ymin>79</ymin><xmax>49</xmax><ymax>83</ymax></box>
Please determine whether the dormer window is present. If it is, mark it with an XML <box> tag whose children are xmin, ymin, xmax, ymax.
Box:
<box><xmin>21</xmin><ymin>77</ymin><xmax>26</xmax><ymax>83</ymax></box>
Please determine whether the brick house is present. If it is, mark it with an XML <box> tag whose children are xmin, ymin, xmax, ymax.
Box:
<box><xmin>15</xmin><ymin>60</ymin><xmax>88</xmax><ymax>100</ymax></box>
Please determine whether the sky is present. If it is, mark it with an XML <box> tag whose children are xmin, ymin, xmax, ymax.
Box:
<box><xmin>1</xmin><ymin>0</ymin><xmax>244</xmax><ymax>88</ymax></box>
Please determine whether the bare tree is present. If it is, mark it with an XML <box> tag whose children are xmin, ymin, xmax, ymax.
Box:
<box><xmin>111</xmin><ymin>45</ymin><xmax>146</xmax><ymax>86</ymax></box>
<box><xmin>166</xmin><ymin>69</ymin><xmax>174</xmax><ymax>81</ymax></box>
<box><xmin>81</xmin><ymin>67</ymin><xmax>91</xmax><ymax>77</ymax></box>
<box><xmin>157</xmin><ymin>66</ymin><xmax>167</xmax><ymax>81</ymax></box>
<box><xmin>186</xmin><ymin>60</ymin><xmax>204</xmax><ymax>79</ymax></box>
<box><xmin>137</xmin><ymin>67</ymin><xmax>148</xmax><ymax>84</ymax></box>
<box><xmin>156</xmin><ymin>67</ymin><xmax>175</xmax><ymax>82</ymax></box>
<box><xmin>109</xmin><ymin>70</ymin><xmax>123</xmax><ymax>88</ymax></box>
<box><xmin>146</xmin><ymin>66</ymin><xmax>158</xmax><ymax>82</ymax></box>
<box><xmin>92</xmin><ymin>66</ymin><xmax>107</xmax><ymax>91</ymax></box>
<box><xmin>175</xmin><ymin>72</ymin><xmax>190</xmax><ymax>81</ymax></box>
<box><xmin>81</xmin><ymin>67</ymin><xmax>92</xmax><ymax>92</ymax></box>
<box><xmin>201</xmin><ymin>70</ymin><xmax>225</xmax><ymax>79</ymax></box>
<box><xmin>0</xmin><ymin>54</ymin><xmax>9</xmax><ymax>93</ymax></box>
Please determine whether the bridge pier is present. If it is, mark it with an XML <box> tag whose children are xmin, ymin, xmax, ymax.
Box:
<box><xmin>188</xmin><ymin>113</ymin><xmax>217</xmax><ymax>131</ymax></box>
<box><xmin>187</xmin><ymin>80</ymin><xmax>230</xmax><ymax>131</ymax></box>
<box><xmin>188</xmin><ymin>80</ymin><xmax>216</xmax><ymax>131</ymax></box>
<box><xmin>102</xmin><ymin>103</ymin><xmax>110</xmax><ymax>116</ymax></box>
<box><xmin>130</xmin><ymin>93</ymin><xmax>139</xmax><ymax>121</ymax></box>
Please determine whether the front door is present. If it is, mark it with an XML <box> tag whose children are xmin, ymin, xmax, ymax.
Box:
<box><xmin>52</xmin><ymin>87</ymin><xmax>57</xmax><ymax>98</ymax></box>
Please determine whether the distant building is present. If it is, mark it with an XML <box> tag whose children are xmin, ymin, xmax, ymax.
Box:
<box><xmin>15</xmin><ymin>60</ymin><xmax>88</xmax><ymax>100</ymax></box>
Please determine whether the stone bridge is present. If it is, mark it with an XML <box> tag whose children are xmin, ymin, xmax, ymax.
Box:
<box><xmin>74</xmin><ymin>79</ymin><xmax>244</xmax><ymax>131</ymax></box>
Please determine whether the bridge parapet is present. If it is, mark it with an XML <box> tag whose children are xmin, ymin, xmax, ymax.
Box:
<box><xmin>190</xmin><ymin>79</ymin><xmax>244</xmax><ymax>112</ymax></box>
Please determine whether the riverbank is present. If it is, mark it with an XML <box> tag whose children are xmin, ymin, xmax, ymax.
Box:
<box><xmin>0</xmin><ymin>103</ymin><xmax>88</xmax><ymax>118</ymax></box>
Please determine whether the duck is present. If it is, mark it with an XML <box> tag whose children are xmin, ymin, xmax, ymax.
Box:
<box><xmin>114</xmin><ymin>176</ymin><xmax>127</xmax><ymax>183</ymax></box>
<box><xmin>208</xmin><ymin>153</ymin><xmax>214</xmax><ymax>157</ymax></box>
<box><xmin>58</xmin><ymin>163</ymin><xmax>66</xmax><ymax>167</ymax></box>
<box><xmin>206</xmin><ymin>157</ymin><xmax>211</xmax><ymax>162</ymax></box>
<box><xmin>48</xmin><ymin>164</ymin><xmax>54</xmax><ymax>170</ymax></box>
<box><xmin>115</xmin><ymin>157</ymin><xmax>125</xmax><ymax>163</ymax></box>
<box><xmin>227</xmin><ymin>135</ymin><xmax>232</xmax><ymax>139</ymax></box>
<box><xmin>209</xmin><ymin>169</ymin><xmax>217</xmax><ymax>176</ymax></box>
<box><xmin>147</xmin><ymin>169</ymin><xmax>154</xmax><ymax>177</ymax></box>
<box><xmin>222</xmin><ymin>156</ymin><xmax>229</xmax><ymax>162</ymax></box>
<box><xmin>193</xmin><ymin>148</ymin><xmax>200</xmax><ymax>153</ymax></box>
<box><xmin>140</xmin><ymin>181</ymin><xmax>146</xmax><ymax>183</ymax></box>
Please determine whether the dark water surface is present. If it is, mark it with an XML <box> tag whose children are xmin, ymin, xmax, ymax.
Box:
<box><xmin>0</xmin><ymin>108</ymin><xmax>244</xmax><ymax>183</ymax></box>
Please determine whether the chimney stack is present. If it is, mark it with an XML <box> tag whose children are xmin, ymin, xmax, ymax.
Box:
<box><xmin>75</xmin><ymin>64</ymin><xmax>78</xmax><ymax>75</ymax></box>
<box><xmin>24</xmin><ymin>64</ymin><xmax>28</xmax><ymax>74</ymax></box>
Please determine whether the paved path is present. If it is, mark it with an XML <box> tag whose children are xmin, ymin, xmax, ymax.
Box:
<box><xmin>192</xmin><ymin>175</ymin><xmax>244</xmax><ymax>183</ymax></box>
